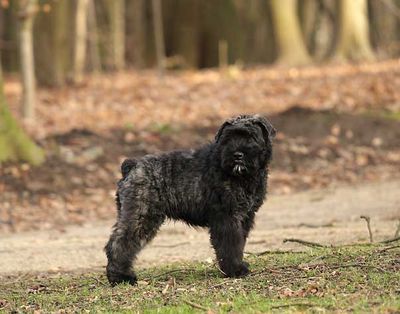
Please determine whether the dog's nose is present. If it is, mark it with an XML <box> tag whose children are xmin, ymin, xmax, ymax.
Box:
<box><xmin>234</xmin><ymin>152</ymin><xmax>244</xmax><ymax>160</ymax></box>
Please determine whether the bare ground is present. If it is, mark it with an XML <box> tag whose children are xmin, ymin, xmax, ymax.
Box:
<box><xmin>1</xmin><ymin>179</ymin><xmax>399</xmax><ymax>275</ymax></box>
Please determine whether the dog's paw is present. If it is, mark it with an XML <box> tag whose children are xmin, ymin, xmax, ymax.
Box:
<box><xmin>222</xmin><ymin>261</ymin><xmax>250</xmax><ymax>278</ymax></box>
<box><xmin>234</xmin><ymin>262</ymin><xmax>250</xmax><ymax>277</ymax></box>
<box><xmin>107</xmin><ymin>270</ymin><xmax>137</xmax><ymax>286</ymax></box>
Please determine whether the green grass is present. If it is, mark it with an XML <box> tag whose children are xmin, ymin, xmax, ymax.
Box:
<box><xmin>148</xmin><ymin>123</ymin><xmax>177</xmax><ymax>135</ymax></box>
<box><xmin>1</xmin><ymin>246</ymin><xmax>399</xmax><ymax>313</ymax></box>
<box><xmin>382</xmin><ymin>111</ymin><xmax>400</xmax><ymax>121</ymax></box>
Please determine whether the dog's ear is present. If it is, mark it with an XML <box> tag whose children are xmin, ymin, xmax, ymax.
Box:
<box><xmin>253</xmin><ymin>115</ymin><xmax>276</xmax><ymax>141</ymax></box>
<box><xmin>121</xmin><ymin>158</ymin><xmax>137</xmax><ymax>178</ymax></box>
<box><xmin>215</xmin><ymin>120</ymin><xmax>233</xmax><ymax>142</ymax></box>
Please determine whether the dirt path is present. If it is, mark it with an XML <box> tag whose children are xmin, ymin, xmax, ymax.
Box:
<box><xmin>1</xmin><ymin>180</ymin><xmax>399</xmax><ymax>275</ymax></box>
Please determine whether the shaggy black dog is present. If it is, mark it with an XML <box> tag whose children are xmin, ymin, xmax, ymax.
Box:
<box><xmin>105</xmin><ymin>115</ymin><xmax>276</xmax><ymax>286</ymax></box>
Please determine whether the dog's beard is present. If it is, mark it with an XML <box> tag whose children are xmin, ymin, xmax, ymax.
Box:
<box><xmin>232</xmin><ymin>162</ymin><xmax>247</xmax><ymax>176</ymax></box>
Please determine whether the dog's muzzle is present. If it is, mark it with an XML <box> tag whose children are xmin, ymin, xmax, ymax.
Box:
<box><xmin>232</xmin><ymin>152</ymin><xmax>246</xmax><ymax>175</ymax></box>
<box><xmin>233</xmin><ymin>163</ymin><xmax>246</xmax><ymax>175</ymax></box>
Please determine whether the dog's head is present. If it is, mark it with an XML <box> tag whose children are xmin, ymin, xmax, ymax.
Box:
<box><xmin>215</xmin><ymin>115</ymin><xmax>276</xmax><ymax>177</ymax></box>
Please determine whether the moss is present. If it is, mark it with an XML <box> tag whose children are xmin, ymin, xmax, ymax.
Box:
<box><xmin>0</xmin><ymin>67</ymin><xmax>45</xmax><ymax>165</ymax></box>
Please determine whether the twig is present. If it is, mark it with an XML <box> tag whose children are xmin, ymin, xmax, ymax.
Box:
<box><xmin>377</xmin><ymin>245</ymin><xmax>400</xmax><ymax>253</ymax></box>
<box><xmin>283</xmin><ymin>238</ymin><xmax>328</xmax><ymax>248</ymax></box>
<box><xmin>251</xmin><ymin>261</ymin><xmax>386</xmax><ymax>276</ymax></box>
<box><xmin>89</xmin><ymin>276</ymin><xmax>107</xmax><ymax>286</ymax></box>
<box><xmin>215</xmin><ymin>264</ymin><xmax>227</xmax><ymax>276</ymax></box>
<box><xmin>245</xmin><ymin>250</ymin><xmax>305</xmax><ymax>256</ymax></box>
<box><xmin>183</xmin><ymin>300</ymin><xmax>209</xmax><ymax>311</ymax></box>
<box><xmin>379</xmin><ymin>236</ymin><xmax>400</xmax><ymax>244</ymax></box>
<box><xmin>360</xmin><ymin>215</ymin><xmax>373</xmax><ymax>243</ymax></box>
<box><xmin>152</xmin><ymin>241</ymin><xmax>190</xmax><ymax>248</ymax></box>
<box><xmin>247</xmin><ymin>240</ymin><xmax>266</xmax><ymax>245</ymax></box>
<box><xmin>329</xmin><ymin>263</ymin><xmax>386</xmax><ymax>273</ymax></box>
<box><xmin>297</xmin><ymin>222</ymin><xmax>334</xmax><ymax>228</ymax></box>
<box><xmin>271</xmin><ymin>302</ymin><xmax>315</xmax><ymax>309</ymax></box>
<box><xmin>394</xmin><ymin>220</ymin><xmax>400</xmax><ymax>238</ymax></box>
<box><xmin>147</xmin><ymin>269</ymin><xmax>189</xmax><ymax>280</ymax></box>
<box><xmin>210</xmin><ymin>279</ymin><xmax>231</xmax><ymax>289</ymax></box>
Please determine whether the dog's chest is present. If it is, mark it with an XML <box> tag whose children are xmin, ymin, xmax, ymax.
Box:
<box><xmin>222</xmin><ymin>180</ymin><xmax>261</xmax><ymax>213</ymax></box>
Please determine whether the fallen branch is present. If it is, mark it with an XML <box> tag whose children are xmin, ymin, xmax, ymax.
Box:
<box><xmin>328</xmin><ymin>263</ymin><xmax>387</xmax><ymax>273</ymax></box>
<box><xmin>283</xmin><ymin>238</ymin><xmax>328</xmax><ymax>248</ymax></box>
<box><xmin>251</xmin><ymin>261</ymin><xmax>386</xmax><ymax>277</ymax></box>
<box><xmin>377</xmin><ymin>245</ymin><xmax>400</xmax><ymax>253</ymax></box>
<box><xmin>360</xmin><ymin>215</ymin><xmax>373</xmax><ymax>243</ymax></box>
<box><xmin>379</xmin><ymin>236</ymin><xmax>400</xmax><ymax>244</ymax></box>
<box><xmin>183</xmin><ymin>300</ymin><xmax>209</xmax><ymax>311</ymax></box>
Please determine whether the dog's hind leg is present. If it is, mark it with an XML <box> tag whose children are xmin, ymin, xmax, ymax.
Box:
<box><xmin>105</xmin><ymin>207</ymin><xmax>165</xmax><ymax>286</ymax></box>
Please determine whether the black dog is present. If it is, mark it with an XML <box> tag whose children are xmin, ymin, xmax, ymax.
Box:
<box><xmin>105</xmin><ymin>115</ymin><xmax>276</xmax><ymax>285</ymax></box>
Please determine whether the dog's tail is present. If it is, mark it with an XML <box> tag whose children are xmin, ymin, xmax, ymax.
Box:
<box><xmin>116</xmin><ymin>158</ymin><xmax>138</xmax><ymax>215</ymax></box>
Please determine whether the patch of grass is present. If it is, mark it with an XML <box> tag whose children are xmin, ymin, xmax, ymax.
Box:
<box><xmin>363</xmin><ymin>109</ymin><xmax>400</xmax><ymax>121</ymax></box>
<box><xmin>382</xmin><ymin>111</ymin><xmax>400</xmax><ymax>121</ymax></box>
<box><xmin>124</xmin><ymin>122</ymin><xmax>135</xmax><ymax>130</ymax></box>
<box><xmin>148</xmin><ymin>123</ymin><xmax>177</xmax><ymax>135</ymax></box>
<box><xmin>1</xmin><ymin>246</ymin><xmax>399</xmax><ymax>313</ymax></box>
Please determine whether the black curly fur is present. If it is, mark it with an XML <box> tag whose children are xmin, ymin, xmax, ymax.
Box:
<box><xmin>105</xmin><ymin>115</ymin><xmax>276</xmax><ymax>286</ymax></box>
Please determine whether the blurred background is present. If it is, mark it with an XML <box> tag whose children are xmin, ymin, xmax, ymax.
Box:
<box><xmin>2</xmin><ymin>0</ymin><xmax>400</xmax><ymax>79</ymax></box>
<box><xmin>0</xmin><ymin>0</ymin><xmax>399</xmax><ymax>238</ymax></box>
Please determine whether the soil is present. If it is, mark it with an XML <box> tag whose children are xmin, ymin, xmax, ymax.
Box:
<box><xmin>1</xmin><ymin>63</ymin><xmax>399</xmax><ymax>277</ymax></box>
<box><xmin>1</xmin><ymin>179</ymin><xmax>399</xmax><ymax>275</ymax></box>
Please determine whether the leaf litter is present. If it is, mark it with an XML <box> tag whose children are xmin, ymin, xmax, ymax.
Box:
<box><xmin>1</xmin><ymin>60</ymin><xmax>400</xmax><ymax>232</ymax></box>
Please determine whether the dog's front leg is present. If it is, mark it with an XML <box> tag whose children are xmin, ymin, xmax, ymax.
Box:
<box><xmin>209</xmin><ymin>216</ymin><xmax>249</xmax><ymax>277</ymax></box>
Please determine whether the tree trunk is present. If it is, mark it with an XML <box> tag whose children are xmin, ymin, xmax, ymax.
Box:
<box><xmin>105</xmin><ymin>0</ymin><xmax>125</xmax><ymax>70</ymax></box>
<box><xmin>333</xmin><ymin>0</ymin><xmax>374</xmax><ymax>61</ymax></box>
<box><xmin>300</xmin><ymin>0</ymin><xmax>318</xmax><ymax>55</ymax></box>
<box><xmin>0</xmin><ymin>55</ymin><xmax>44</xmax><ymax>165</ymax></box>
<box><xmin>126</xmin><ymin>0</ymin><xmax>146</xmax><ymax>68</ymax></box>
<box><xmin>369</xmin><ymin>0</ymin><xmax>398</xmax><ymax>58</ymax></box>
<box><xmin>34</xmin><ymin>0</ymin><xmax>72</xmax><ymax>86</ymax></box>
<box><xmin>1</xmin><ymin>1</ymin><xmax>20</xmax><ymax>72</ymax></box>
<box><xmin>170</xmin><ymin>0</ymin><xmax>201</xmax><ymax>68</ymax></box>
<box><xmin>200</xmin><ymin>0</ymin><xmax>242</xmax><ymax>68</ymax></box>
<box><xmin>152</xmin><ymin>0</ymin><xmax>166</xmax><ymax>76</ymax></box>
<box><xmin>19</xmin><ymin>0</ymin><xmax>37</xmax><ymax>119</ymax></box>
<box><xmin>233</xmin><ymin>1</ymin><xmax>276</xmax><ymax>65</ymax></box>
<box><xmin>87</xmin><ymin>0</ymin><xmax>101</xmax><ymax>73</ymax></box>
<box><xmin>270</xmin><ymin>0</ymin><xmax>311</xmax><ymax>65</ymax></box>
<box><xmin>73</xmin><ymin>0</ymin><xmax>89</xmax><ymax>83</ymax></box>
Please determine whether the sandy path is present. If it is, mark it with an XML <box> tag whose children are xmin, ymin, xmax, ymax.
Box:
<box><xmin>1</xmin><ymin>180</ymin><xmax>399</xmax><ymax>275</ymax></box>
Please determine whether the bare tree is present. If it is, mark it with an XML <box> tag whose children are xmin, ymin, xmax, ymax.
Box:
<box><xmin>130</xmin><ymin>0</ymin><xmax>146</xmax><ymax>68</ymax></box>
<box><xmin>87</xmin><ymin>0</ymin><xmax>101</xmax><ymax>73</ymax></box>
<box><xmin>333</xmin><ymin>0</ymin><xmax>374</xmax><ymax>61</ymax></box>
<box><xmin>270</xmin><ymin>0</ymin><xmax>311</xmax><ymax>65</ymax></box>
<box><xmin>18</xmin><ymin>0</ymin><xmax>37</xmax><ymax>119</ymax></box>
<box><xmin>34</xmin><ymin>0</ymin><xmax>71</xmax><ymax>87</ymax></box>
<box><xmin>73</xmin><ymin>0</ymin><xmax>90</xmax><ymax>83</ymax></box>
<box><xmin>152</xmin><ymin>0</ymin><xmax>166</xmax><ymax>76</ymax></box>
<box><xmin>105</xmin><ymin>0</ymin><xmax>125</xmax><ymax>70</ymax></box>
